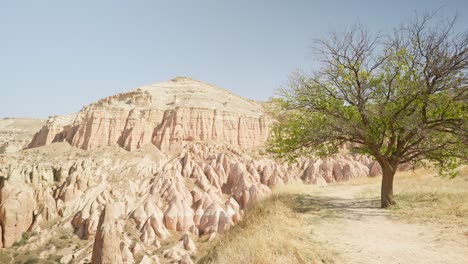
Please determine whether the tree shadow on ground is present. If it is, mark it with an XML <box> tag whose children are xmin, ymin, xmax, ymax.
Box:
<box><xmin>291</xmin><ymin>194</ymin><xmax>384</xmax><ymax>221</ymax></box>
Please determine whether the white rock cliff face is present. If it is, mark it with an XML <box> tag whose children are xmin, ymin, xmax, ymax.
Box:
<box><xmin>28</xmin><ymin>77</ymin><xmax>271</xmax><ymax>152</ymax></box>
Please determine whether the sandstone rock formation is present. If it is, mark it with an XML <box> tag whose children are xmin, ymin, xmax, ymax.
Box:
<box><xmin>91</xmin><ymin>204</ymin><xmax>123</xmax><ymax>264</ymax></box>
<box><xmin>0</xmin><ymin>180</ymin><xmax>36</xmax><ymax>247</ymax></box>
<box><xmin>28</xmin><ymin>77</ymin><xmax>271</xmax><ymax>152</ymax></box>
<box><xmin>0</xmin><ymin>77</ymin><xmax>384</xmax><ymax>263</ymax></box>
<box><xmin>0</xmin><ymin>141</ymin><xmax>377</xmax><ymax>262</ymax></box>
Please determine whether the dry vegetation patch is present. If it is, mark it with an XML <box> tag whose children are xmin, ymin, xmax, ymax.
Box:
<box><xmin>196</xmin><ymin>185</ymin><xmax>334</xmax><ymax>264</ymax></box>
<box><xmin>360</xmin><ymin>167</ymin><xmax>468</xmax><ymax>230</ymax></box>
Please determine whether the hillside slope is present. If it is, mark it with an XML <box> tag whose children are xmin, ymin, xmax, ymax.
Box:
<box><xmin>0</xmin><ymin>118</ymin><xmax>45</xmax><ymax>154</ymax></box>
<box><xmin>28</xmin><ymin>77</ymin><xmax>271</xmax><ymax>152</ymax></box>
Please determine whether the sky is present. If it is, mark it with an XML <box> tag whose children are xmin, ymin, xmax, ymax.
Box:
<box><xmin>1</xmin><ymin>0</ymin><xmax>467</xmax><ymax>118</ymax></box>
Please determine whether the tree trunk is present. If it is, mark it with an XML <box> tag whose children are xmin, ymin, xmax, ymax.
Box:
<box><xmin>380</xmin><ymin>165</ymin><xmax>396</xmax><ymax>208</ymax></box>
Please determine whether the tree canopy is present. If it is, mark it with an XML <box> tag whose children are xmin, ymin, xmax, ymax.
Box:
<box><xmin>267</xmin><ymin>12</ymin><xmax>468</xmax><ymax>208</ymax></box>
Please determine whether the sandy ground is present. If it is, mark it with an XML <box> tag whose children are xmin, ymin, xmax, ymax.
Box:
<box><xmin>299</xmin><ymin>184</ymin><xmax>468</xmax><ymax>264</ymax></box>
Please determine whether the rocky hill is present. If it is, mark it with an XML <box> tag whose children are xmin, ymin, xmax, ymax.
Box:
<box><xmin>28</xmin><ymin>77</ymin><xmax>271</xmax><ymax>152</ymax></box>
<box><xmin>0</xmin><ymin>78</ymin><xmax>381</xmax><ymax>263</ymax></box>
<box><xmin>0</xmin><ymin>118</ymin><xmax>45</xmax><ymax>154</ymax></box>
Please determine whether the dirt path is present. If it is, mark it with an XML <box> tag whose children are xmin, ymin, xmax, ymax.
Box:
<box><xmin>298</xmin><ymin>184</ymin><xmax>468</xmax><ymax>264</ymax></box>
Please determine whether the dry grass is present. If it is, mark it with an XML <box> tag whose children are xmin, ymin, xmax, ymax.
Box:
<box><xmin>196</xmin><ymin>184</ymin><xmax>334</xmax><ymax>264</ymax></box>
<box><xmin>0</xmin><ymin>250</ymin><xmax>14</xmax><ymax>263</ymax></box>
<box><xmin>359</xmin><ymin>166</ymin><xmax>468</xmax><ymax>228</ymax></box>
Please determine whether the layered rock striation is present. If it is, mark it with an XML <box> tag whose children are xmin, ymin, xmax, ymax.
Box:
<box><xmin>28</xmin><ymin>77</ymin><xmax>271</xmax><ymax>152</ymax></box>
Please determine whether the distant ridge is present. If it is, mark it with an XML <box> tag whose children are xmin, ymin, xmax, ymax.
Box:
<box><xmin>28</xmin><ymin>77</ymin><xmax>272</xmax><ymax>151</ymax></box>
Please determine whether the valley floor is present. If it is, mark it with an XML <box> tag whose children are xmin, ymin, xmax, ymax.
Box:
<box><xmin>303</xmin><ymin>183</ymin><xmax>467</xmax><ymax>264</ymax></box>
<box><xmin>199</xmin><ymin>169</ymin><xmax>468</xmax><ymax>264</ymax></box>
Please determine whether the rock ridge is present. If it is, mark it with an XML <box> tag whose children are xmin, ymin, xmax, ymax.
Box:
<box><xmin>28</xmin><ymin>78</ymin><xmax>271</xmax><ymax>152</ymax></box>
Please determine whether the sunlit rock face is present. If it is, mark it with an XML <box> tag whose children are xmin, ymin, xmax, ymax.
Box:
<box><xmin>0</xmin><ymin>77</ymin><xmax>381</xmax><ymax>263</ymax></box>
<box><xmin>0</xmin><ymin>141</ymin><xmax>375</xmax><ymax>262</ymax></box>
<box><xmin>28</xmin><ymin>77</ymin><xmax>271</xmax><ymax>152</ymax></box>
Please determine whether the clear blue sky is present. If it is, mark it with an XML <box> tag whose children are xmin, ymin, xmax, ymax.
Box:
<box><xmin>1</xmin><ymin>0</ymin><xmax>466</xmax><ymax>118</ymax></box>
